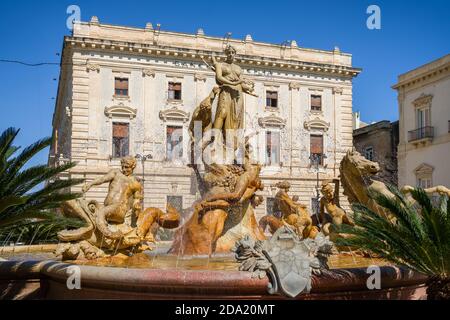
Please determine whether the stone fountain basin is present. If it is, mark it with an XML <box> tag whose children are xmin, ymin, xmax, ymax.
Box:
<box><xmin>0</xmin><ymin>246</ymin><xmax>428</xmax><ymax>300</ymax></box>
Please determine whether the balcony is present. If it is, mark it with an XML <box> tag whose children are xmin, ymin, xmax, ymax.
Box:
<box><xmin>408</xmin><ymin>126</ymin><xmax>434</xmax><ymax>144</ymax></box>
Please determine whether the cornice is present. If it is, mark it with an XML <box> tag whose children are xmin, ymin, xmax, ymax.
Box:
<box><xmin>64</xmin><ymin>36</ymin><xmax>361</xmax><ymax>79</ymax></box>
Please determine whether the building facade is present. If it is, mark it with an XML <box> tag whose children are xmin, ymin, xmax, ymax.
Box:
<box><xmin>393</xmin><ymin>54</ymin><xmax>450</xmax><ymax>188</ymax></box>
<box><xmin>50</xmin><ymin>17</ymin><xmax>360</xmax><ymax>220</ymax></box>
<box><xmin>353</xmin><ymin>120</ymin><xmax>399</xmax><ymax>186</ymax></box>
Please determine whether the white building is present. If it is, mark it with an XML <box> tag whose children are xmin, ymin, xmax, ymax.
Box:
<box><xmin>50</xmin><ymin>17</ymin><xmax>360</xmax><ymax>220</ymax></box>
<box><xmin>393</xmin><ymin>54</ymin><xmax>450</xmax><ymax>188</ymax></box>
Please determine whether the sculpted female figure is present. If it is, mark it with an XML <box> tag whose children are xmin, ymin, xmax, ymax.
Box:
<box><xmin>210</xmin><ymin>45</ymin><xmax>256</xmax><ymax>145</ymax></box>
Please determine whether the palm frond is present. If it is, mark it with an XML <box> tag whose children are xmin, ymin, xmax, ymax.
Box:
<box><xmin>337</xmin><ymin>186</ymin><xmax>450</xmax><ymax>279</ymax></box>
<box><xmin>0</xmin><ymin>127</ymin><xmax>84</xmax><ymax>240</ymax></box>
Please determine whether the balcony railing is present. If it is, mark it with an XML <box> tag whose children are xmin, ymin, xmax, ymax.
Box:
<box><xmin>408</xmin><ymin>126</ymin><xmax>434</xmax><ymax>142</ymax></box>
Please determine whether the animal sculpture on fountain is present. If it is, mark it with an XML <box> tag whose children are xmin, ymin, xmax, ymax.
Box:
<box><xmin>339</xmin><ymin>149</ymin><xmax>396</xmax><ymax>222</ymax></box>
<box><xmin>55</xmin><ymin>156</ymin><xmax>180</xmax><ymax>260</ymax></box>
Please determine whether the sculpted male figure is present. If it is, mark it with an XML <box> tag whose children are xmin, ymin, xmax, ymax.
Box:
<box><xmin>84</xmin><ymin>156</ymin><xmax>142</xmax><ymax>239</ymax></box>
<box><xmin>319</xmin><ymin>182</ymin><xmax>354</xmax><ymax>238</ymax></box>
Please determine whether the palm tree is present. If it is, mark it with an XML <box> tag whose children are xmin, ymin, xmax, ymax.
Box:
<box><xmin>336</xmin><ymin>185</ymin><xmax>450</xmax><ymax>300</ymax></box>
<box><xmin>0</xmin><ymin>127</ymin><xmax>84</xmax><ymax>244</ymax></box>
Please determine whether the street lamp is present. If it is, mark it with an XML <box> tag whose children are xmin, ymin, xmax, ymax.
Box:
<box><xmin>309</xmin><ymin>153</ymin><xmax>327</xmax><ymax>226</ymax></box>
<box><xmin>135</xmin><ymin>153</ymin><xmax>153</xmax><ymax>203</ymax></box>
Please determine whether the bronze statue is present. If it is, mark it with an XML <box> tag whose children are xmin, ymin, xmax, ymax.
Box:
<box><xmin>319</xmin><ymin>181</ymin><xmax>354</xmax><ymax>240</ymax></box>
<box><xmin>259</xmin><ymin>181</ymin><xmax>318</xmax><ymax>239</ymax></box>
<box><xmin>169</xmin><ymin>46</ymin><xmax>265</xmax><ymax>256</ymax></box>
<box><xmin>339</xmin><ymin>149</ymin><xmax>396</xmax><ymax>222</ymax></box>
<box><xmin>56</xmin><ymin>156</ymin><xmax>180</xmax><ymax>260</ymax></box>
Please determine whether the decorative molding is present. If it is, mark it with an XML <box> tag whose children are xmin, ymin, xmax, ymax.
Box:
<box><xmin>86</xmin><ymin>63</ymin><xmax>100</xmax><ymax>73</ymax></box>
<box><xmin>304</xmin><ymin>118</ymin><xmax>330</xmax><ymax>132</ymax></box>
<box><xmin>104</xmin><ymin>104</ymin><xmax>137</xmax><ymax>119</ymax></box>
<box><xmin>194</xmin><ymin>73</ymin><xmax>207</xmax><ymax>82</ymax></box>
<box><xmin>414</xmin><ymin>163</ymin><xmax>434</xmax><ymax>176</ymax></box>
<box><xmin>289</xmin><ymin>82</ymin><xmax>301</xmax><ymax>90</ymax></box>
<box><xmin>159</xmin><ymin>106</ymin><xmax>190</xmax><ymax>123</ymax></box>
<box><xmin>67</xmin><ymin>37</ymin><xmax>362</xmax><ymax>79</ymax></box>
<box><xmin>333</xmin><ymin>87</ymin><xmax>343</xmax><ymax>95</ymax></box>
<box><xmin>413</xmin><ymin>93</ymin><xmax>433</xmax><ymax>109</ymax></box>
<box><xmin>142</xmin><ymin>68</ymin><xmax>156</xmax><ymax>77</ymax></box>
<box><xmin>258</xmin><ymin>114</ymin><xmax>286</xmax><ymax>128</ymax></box>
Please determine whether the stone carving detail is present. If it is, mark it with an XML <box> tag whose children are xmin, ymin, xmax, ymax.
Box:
<box><xmin>86</xmin><ymin>63</ymin><xmax>100</xmax><ymax>73</ymax></box>
<box><xmin>413</xmin><ymin>93</ymin><xmax>433</xmax><ymax>108</ymax></box>
<box><xmin>304</xmin><ymin>118</ymin><xmax>330</xmax><ymax>131</ymax></box>
<box><xmin>56</xmin><ymin>156</ymin><xmax>180</xmax><ymax>260</ymax></box>
<box><xmin>258</xmin><ymin>114</ymin><xmax>286</xmax><ymax>128</ymax></box>
<box><xmin>104</xmin><ymin>104</ymin><xmax>137</xmax><ymax>119</ymax></box>
<box><xmin>194</xmin><ymin>73</ymin><xmax>207</xmax><ymax>82</ymax></box>
<box><xmin>233</xmin><ymin>226</ymin><xmax>333</xmax><ymax>298</ymax></box>
<box><xmin>289</xmin><ymin>82</ymin><xmax>300</xmax><ymax>90</ymax></box>
<box><xmin>159</xmin><ymin>106</ymin><xmax>190</xmax><ymax>123</ymax></box>
<box><xmin>142</xmin><ymin>68</ymin><xmax>156</xmax><ymax>77</ymax></box>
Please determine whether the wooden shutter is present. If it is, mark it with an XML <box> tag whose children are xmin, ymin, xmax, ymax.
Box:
<box><xmin>169</xmin><ymin>82</ymin><xmax>181</xmax><ymax>90</ymax></box>
<box><xmin>311</xmin><ymin>95</ymin><xmax>322</xmax><ymax>109</ymax></box>
<box><xmin>115</xmin><ymin>78</ymin><xmax>128</xmax><ymax>90</ymax></box>
<box><xmin>267</xmin><ymin>91</ymin><xmax>278</xmax><ymax>99</ymax></box>
<box><xmin>310</xmin><ymin>135</ymin><xmax>323</xmax><ymax>154</ymax></box>
<box><xmin>113</xmin><ymin>123</ymin><xmax>129</xmax><ymax>138</ymax></box>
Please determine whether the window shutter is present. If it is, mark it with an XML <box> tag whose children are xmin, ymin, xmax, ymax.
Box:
<box><xmin>113</xmin><ymin>123</ymin><xmax>129</xmax><ymax>138</ymax></box>
<box><xmin>310</xmin><ymin>135</ymin><xmax>323</xmax><ymax>154</ymax></box>
<box><xmin>267</xmin><ymin>91</ymin><xmax>278</xmax><ymax>99</ymax></box>
<box><xmin>311</xmin><ymin>95</ymin><xmax>322</xmax><ymax>109</ymax></box>
<box><xmin>115</xmin><ymin>78</ymin><xmax>128</xmax><ymax>90</ymax></box>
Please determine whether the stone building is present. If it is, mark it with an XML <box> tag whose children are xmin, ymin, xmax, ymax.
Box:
<box><xmin>49</xmin><ymin>17</ymin><xmax>360</xmax><ymax>220</ymax></box>
<box><xmin>393</xmin><ymin>54</ymin><xmax>450</xmax><ymax>188</ymax></box>
<box><xmin>353</xmin><ymin>120</ymin><xmax>399</xmax><ymax>186</ymax></box>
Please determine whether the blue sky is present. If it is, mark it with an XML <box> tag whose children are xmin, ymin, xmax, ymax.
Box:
<box><xmin>0</xmin><ymin>0</ymin><xmax>449</xmax><ymax>166</ymax></box>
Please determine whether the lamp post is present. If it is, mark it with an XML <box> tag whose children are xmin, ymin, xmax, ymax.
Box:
<box><xmin>309</xmin><ymin>153</ymin><xmax>327</xmax><ymax>227</ymax></box>
<box><xmin>135</xmin><ymin>153</ymin><xmax>153</xmax><ymax>203</ymax></box>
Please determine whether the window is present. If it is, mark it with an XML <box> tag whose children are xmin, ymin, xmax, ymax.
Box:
<box><xmin>114</xmin><ymin>78</ymin><xmax>129</xmax><ymax>96</ymax></box>
<box><xmin>112</xmin><ymin>122</ymin><xmax>129</xmax><ymax>158</ymax></box>
<box><xmin>416</xmin><ymin>108</ymin><xmax>430</xmax><ymax>129</ymax></box>
<box><xmin>168</xmin><ymin>82</ymin><xmax>182</xmax><ymax>100</ymax></box>
<box><xmin>266</xmin><ymin>131</ymin><xmax>280</xmax><ymax>165</ymax></box>
<box><xmin>311</xmin><ymin>95</ymin><xmax>322</xmax><ymax>112</ymax></box>
<box><xmin>166</xmin><ymin>126</ymin><xmax>183</xmax><ymax>161</ymax></box>
<box><xmin>417</xmin><ymin>177</ymin><xmax>432</xmax><ymax>189</ymax></box>
<box><xmin>364</xmin><ymin>147</ymin><xmax>374</xmax><ymax>161</ymax></box>
<box><xmin>310</xmin><ymin>134</ymin><xmax>324</xmax><ymax>165</ymax></box>
<box><xmin>167</xmin><ymin>196</ymin><xmax>183</xmax><ymax>213</ymax></box>
<box><xmin>266</xmin><ymin>91</ymin><xmax>278</xmax><ymax>108</ymax></box>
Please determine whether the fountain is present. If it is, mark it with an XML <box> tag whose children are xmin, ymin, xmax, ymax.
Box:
<box><xmin>0</xmin><ymin>46</ymin><xmax>428</xmax><ymax>300</ymax></box>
